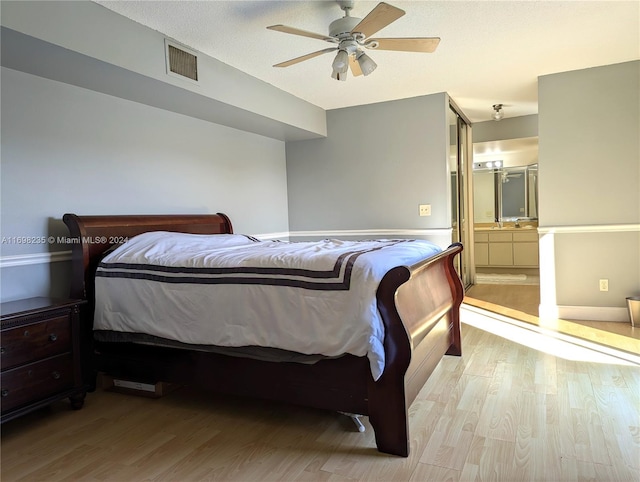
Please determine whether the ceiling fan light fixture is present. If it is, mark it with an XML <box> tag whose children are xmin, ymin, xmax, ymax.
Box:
<box><xmin>492</xmin><ymin>104</ymin><xmax>504</xmax><ymax>121</ymax></box>
<box><xmin>332</xmin><ymin>49</ymin><xmax>349</xmax><ymax>73</ymax></box>
<box><xmin>356</xmin><ymin>51</ymin><xmax>377</xmax><ymax>76</ymax></box>
<box><xmin>268</xmin><ymin>2</ymin><xmax>438</xmax><ymax>82</ymax></box>
<box><xmin>331</xmin><ymin>69</ymin><xmax>348</xmax><ymax>81</ymax></box>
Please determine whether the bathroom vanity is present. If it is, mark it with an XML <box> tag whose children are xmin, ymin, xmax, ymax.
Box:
<box><xmin>474</xmin><ymin>226</ymin><xmax>539</xmax><ymax>268</ymax></box>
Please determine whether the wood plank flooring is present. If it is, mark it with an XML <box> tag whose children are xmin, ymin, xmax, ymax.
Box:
<box><xmin>465</xmin><ymin>284</ymin><xmax>542</xmax><ymax>318</ymax></box>
<box><xmin>465</xmin><ymin>284</ymin><xmax>640</xmax><ymax>356</ymax></box>
<box><xmin>2</xmin><ymin>315</ymin><xmax>638</xmax><ymax>481</ymax></box>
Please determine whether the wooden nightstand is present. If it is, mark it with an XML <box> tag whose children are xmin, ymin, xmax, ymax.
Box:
<box><xmin>1</xmin><ymin>297</ymin><xmax>87</xmax><ymax>423</ymax></box>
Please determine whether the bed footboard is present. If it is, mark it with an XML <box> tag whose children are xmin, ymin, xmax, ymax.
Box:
<box><xmin>370</xmin><ymin>243</ymin><xmax>464</xmax><ymax>456</ymax></box>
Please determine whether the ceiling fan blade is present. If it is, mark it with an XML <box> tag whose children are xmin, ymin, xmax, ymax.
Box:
<box><xmin>273</xmin><ymin>48</ymin><xmax>337</xmax><ymax>68</ymax></box>
<box><xmin>351</xmin><ymin>2</ymin><xmax>405</xmax><ymax>38</ymax></box>
<box><xmin>369</xmin><ymin>37</ymin><xmax>440</xmax><ymax>53</ymax></box>
<box><xmin>267</xmin><ymin>24</ymin><xmax>334</xmax><ymax>42</ymax></box>
<box><xmin>349</xmin><ymin>56</ymin><xmax>363</xmax><ymax>77</ymax></box>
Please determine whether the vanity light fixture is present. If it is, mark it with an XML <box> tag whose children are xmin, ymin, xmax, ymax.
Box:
<box><xmin>492</xmin><ymin>104</ymin><xmax>504</xmax><ymax>121</ymax></box>
<box><xmin>485</xmin><ymin>161</ymin><xmax>502</xmax><ymax>169</ymax></box>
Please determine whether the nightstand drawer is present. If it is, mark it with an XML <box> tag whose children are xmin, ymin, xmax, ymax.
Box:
<box><xmin>1</xmin><ymin>315</ymin><xmax>71</xmax><ymax>370</ymax></box>
<box><xmin>1</xmin><ymin>353</ymin><xmax>74</xmax><ymax>412</ymax></box>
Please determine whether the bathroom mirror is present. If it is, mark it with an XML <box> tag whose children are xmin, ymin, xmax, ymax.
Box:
<box><xmin>501</xmin><ymin>164</ymin><xmax>538</xmax><ymax>219</ymax></box>
<box><xmin>472</xmin><ymin>136</ymin><xmax>539</xmax><ymax>224</ymax></box>
<box><xmin>473</xmin><ymin>164</ymin><xmax>538</xmax><ymax>222</ymax></box>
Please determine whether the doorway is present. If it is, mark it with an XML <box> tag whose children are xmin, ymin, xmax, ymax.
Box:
<box><xmin>471</xmin><ymin>137</ymin><xmax>540</xmax><ymax>287</ymax></box>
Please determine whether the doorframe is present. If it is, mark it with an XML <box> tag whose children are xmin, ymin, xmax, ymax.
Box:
<box><xmin>448</xmin><ymin>99</ymin><xmax>475</xmax><ymax>289</ymax></box>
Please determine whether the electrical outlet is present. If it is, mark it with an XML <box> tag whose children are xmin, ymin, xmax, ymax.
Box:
<box><xmin>419</xmin><ymin>204</ymin><xmax>431</xmax><ymax>217</ymax></box>
<box><xmin>599</xmin><ymin>279</ymin><xmax>609</xmax><ymax>292</ymax></box>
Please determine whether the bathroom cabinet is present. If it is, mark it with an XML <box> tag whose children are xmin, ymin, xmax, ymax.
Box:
<box><xmin>474</xmin><ymin>230</ymin><xmax>538</xmax><ymax>268</ymax></box>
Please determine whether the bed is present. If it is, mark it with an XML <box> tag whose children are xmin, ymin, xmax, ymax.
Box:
<box><xmin>63</xmin><ymin>213</ymin><xmax>464</xmax><ymax>457</ymax></box>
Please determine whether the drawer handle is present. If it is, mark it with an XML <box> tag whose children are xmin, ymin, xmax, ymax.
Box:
<box><xmin>1</xmin><ymin>389</ymin><xmax>8</xmax><ymax>397</ymax></box>
<box><xmin>23</xmin><ymin>330</ymin><xmax>30</xmax><ymax>337</ymax></box>
<box><xmin>52</xmin><ymin>371</ymin><xmax>61</xmax><ymax>380</ymax></box>
<box><xmin>0</xmin><ymin>347</ymin><xmax>4</xmax><ymax>354</ymax></box>
<box><xmin>49</xmin><ymin>334</ymin><xmax>58</xmax><ymax>342</ymax></box>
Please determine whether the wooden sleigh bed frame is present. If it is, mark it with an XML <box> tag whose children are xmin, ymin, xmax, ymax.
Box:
<box><xmin>63</xmin><ymin>213</ymin><xmax>464</xmax><ymax>457</ymax></box>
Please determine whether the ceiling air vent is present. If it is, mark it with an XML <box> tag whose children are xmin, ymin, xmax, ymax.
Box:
<box><xmin>165</xmin><ymin>40</ymin><xmax>198</xmax><ymax>82</ymax></box>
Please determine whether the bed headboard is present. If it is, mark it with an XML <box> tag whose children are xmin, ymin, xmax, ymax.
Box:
<box><xmin>62</xmin><ymin>213</ymin><xmax>233</xmax><ymax>301</ymax></box>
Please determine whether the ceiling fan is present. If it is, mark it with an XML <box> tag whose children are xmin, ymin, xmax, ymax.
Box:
<box><xmin>267</xmin><ymin>0</ymin><xmax>440</xmax><ymax>81</ymax></box>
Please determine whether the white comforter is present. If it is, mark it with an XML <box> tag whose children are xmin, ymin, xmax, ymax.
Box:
<box><xmin>94</xmin><ymin>232</ymin><xmax>442</xmax><ymax>380</ymax></box>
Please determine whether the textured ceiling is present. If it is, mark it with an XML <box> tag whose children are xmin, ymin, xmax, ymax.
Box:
<box><xmin>94</xmin><ymin>0</ymin><xmax>639</xmax><ymax>123</ymax></box>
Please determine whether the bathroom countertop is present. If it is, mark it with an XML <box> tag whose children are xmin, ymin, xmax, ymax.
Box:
<box><xmin>474</xmin><ymin>225</ymin><xmax>538</xmax><ymax>231</ymax></box>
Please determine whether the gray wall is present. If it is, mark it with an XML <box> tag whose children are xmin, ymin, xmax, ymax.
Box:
<box><xmin>1</xmin><ymin>1</ymin><xmax>326</xmax><ymax>141</ymax></box>
<box><xmin>0</xmin><ymin>67</ymin><xmax>290</xmax><ymax>302</ymax></box>
<box><xmin>286</xmin><ymin>93</ymin><xmax>452</xmax><ymax>246</ymax></box>
<box><xmin>538</xmin><ymin>61</ymin><xmax>640</xmax><ymax>318</ymax></box>
<box><xmin>473</xmin><ymin>115</ymin><xmax>538</xmax><ymax>143</ymax></box>
<box><xmin>539</xmin><ymin>61</ymin><xmax>639</xmax><ymax>226</ymax></box>
<box><xmin>0</xmin><ymin>0</ymin><xmax>325</xmax><ymax>303</ymax></box>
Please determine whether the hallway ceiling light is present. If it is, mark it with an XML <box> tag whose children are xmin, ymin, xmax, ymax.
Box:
<box><xmin>492</xmin><ymin>104</ymin><xmax>504</xmax><ymax>121</ymax></box>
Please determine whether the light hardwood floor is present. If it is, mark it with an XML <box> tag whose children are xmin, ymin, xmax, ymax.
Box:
<box><xmin>465</xmin><ymin>284</ymin><xmax>640</xmax><ymax>354</ymax></box>
<box><xmin>2</xmin><ymin>314</ymin><xmax>639</xmax><ymax>481</ymax></box>
<box><xmin>465</xmin><ymin>284</ymin><xmax>542</xmax><ymax>318</ymax></box>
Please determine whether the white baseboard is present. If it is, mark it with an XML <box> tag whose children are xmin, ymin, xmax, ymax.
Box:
<box><xmin>539</xmin><ymin>303</ymin><xmax>630</xmax><ymax>322</ymax></box>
